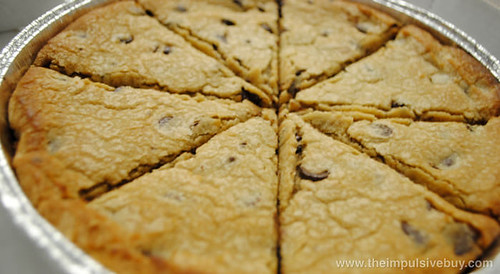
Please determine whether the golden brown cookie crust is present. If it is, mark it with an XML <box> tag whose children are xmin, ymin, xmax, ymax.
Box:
<box><xmin>35</xmin><ymin>1</ymin><xmax>272</xmax><ymax>106</ymax></box>
<box><xmin>278</xmin><ymin>113</ymin><xmax>500</xmax><ymax>273</ymax></box>
<box><xmin>7</xmin><ymin>0</ymin><xmax>500</xmax><ymax>273</ymax></box>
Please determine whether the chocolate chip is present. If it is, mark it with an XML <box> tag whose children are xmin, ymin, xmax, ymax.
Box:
<box><xmin>295</xmin><ymin>69</ymin><xmax>306</xmax><ymax>76</ymax></box>
<box><xmin>295</xmin><ymin>145</ymin><xmax>303</xmax><ymax>155</ymax></box>
<box><xmin>261</xmin><ymin>23</ymin><xmax>273</xmax><ymax>33</ymax></box>
<box><xmin>444</xmin><ymin>223</ymin><xmax>479</xmax><ymax>255</ymax></box>
<box><xmin>212</xmin><ymin>44</ymin><xmax>218</xmax><ymax>50</ymax></box>
<box><xmin>163</xmin><ymin>46</ymin><xmax>172</xmax><ymax>55</ymax></box>
<box><xmin>391</xmin><ymin>100</ymin><xmax>406</xmax><ymax>108</ymax></box>
<box><xmin>442</xmin><ymin>156</ymin><xmax>455</xmax><ymax>167</ymax></box>
<box><xmin>240</xmin><ymin>142</ymin><xmax>247</xmax><ymax>147</ymax></box>
<box><xmin>221</xmin><ymin>19</ymin><xmax>236</xmax><ymax>26</ymax></box>
<box><xmin>401</xmin><ymin>221</ymin><xmax>427</xmax><ymax>245</ymax></box>
<box><xmin>216</xmin><ymin>34</ymin><xmax>227</xmax><ymax>43</ymax></box>
<box><xmin>258</xmin><ymin>6</ymin><xmax>265</xmax><ymax>12</ymax></box>
<box><xmin>435</xmin><ymin>153</ymin><xmax>458</xmax><ymax>169</ymax></box>
<box><xmin>228</xmin><ymin>156</ymin><xmax>236</xmax><ymax>163</ymax></box>
<box><xmin>287</xmin><ymin>81</ymin><xmax>299</xmax><ymax>97</ymax></box>
<box><xmin>356</xmin><ymin>23</ymin><xmax>368</xmax><ymax>34</ymax></box>
<box><xmin>372</xmin><ymin>123</ymin><xmax>393</xmax><ymax>137</ymax></box>
<box><xmin>145</xmin><ymin>9</ymin><xmax>154</xmax><ymax>16</ymax></box>
<box><xmin>297</xmin><ymin>166</ymin><xmax>329</xmax><ymax>181</ymax></box>
<box><xmin>295</xmin><ymin>134</ymin><xmax>302</xmax><ymax>142</ymax></box>
<box><xmin>241</xmin><ymin>89</ymin><xmax>262</xmax><ymax>106</ymax></box>
<box><xmin>158</xmin><ymin>116</ymin><xmax>173</xmax><ymax>127</ymax></box>
<box><xmin>233</xmin><ymin>0</ymin><xmax>243</xmax><ymax>7</ymax></box>
<box><xmin>119</xmin><ymin>35</ymin><xmax>134</xmax><ymax>44</ymax></box>
<box><xmin>425</xmin><ymin>200</ymin><xmax>435</xmax><ymax>211</ymax></box>
<box><xmin>176</xmin><ymin>5</ymin><xmax>187</xmax><ymax>12</ymax></box>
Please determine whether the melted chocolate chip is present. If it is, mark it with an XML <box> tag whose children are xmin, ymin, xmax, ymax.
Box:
<box><xmin>233</xmin><ymin>0</ymin><xmax>243</xmax><ymax>7</ymax></box>
<box><xmin>372</xmin><ymin>123</ymin><xmax>393</xmax><ymax>137</ymax></box>
<box><xmin>261</xmin><ymin>23</ymin><xmax>273</xmax><ymax>33</ymax></box>
<box><xmin>119</xmin><ymin>35</ymin><xmax>134</xmax><ymax>44</ymax></box>
<box><xmin>158</xmin><ymin>116</ymin><xmax>173</xmax><ymax>127</ymax></box>
<box><xmin>258</xmin><ymin>6</ymin><xmax>265</xmax><ymax>12</ymax></box>
<box><xmin>217</xmin><ymin>34</ymin><xmax>227</xmax><ymax>43</ymax></box>
<box><xmin>222</xmin><ymin>19</ymin><xmax>236</xmax><ymax>26</ymax></box>
<box><xmin>241</xmin><ymin>89</ymin><xmax>262</xmax><ymax>107</ymax></box>
<box><xmin>435</xmin><ymin>153</ymin><xmax>458</xmax><ymax>169</ymax></box>
<box><xmin>240</xmin><ymin>142</ymin><xmax>248</xmax><ymax>147</ymax></box>
<box><xmin>145</xmin><ymin>9</ymin><xmax>154</xmax><ymax>16</ymax></box>
<box><xmin>401</xmin><ymin>221</ymin><xmax>427</xmax><ymax>245</ymax></box>
<box><xmin>445</xmin><ymin>223</ymin><xmax>479</xmax><ymax>255</ymax></box>
<box><xmin>176</xmin><ymin>5</ymin><xmax>187</xmax><ymax>12</ymax></box>
<box><xmin>163</xmin><ymin>46</ymin><xmax>172</xmax><ymax>55</ymax></box>
<box><xmin>391</xmin><ymin>100</ymin><xmax>406</xmax><ymax>108</ymax></box>
<box><xmin>228</xmin><ymin>156</ymin><xmax>236</xmax><ymax>163</ymax></box>
<box><xmin>297</xmin><ymin>166</ymin><xmax>329</xmax><ymax>181</ymax></box>
<box><xmin>295</xmin><ymin>69</ymin><xmax>306</xmax><ymax>76</ymax></box>
<box><xmin>287</xmin><ymin>81</ymin><xmax>299</xmax><ymax>97</ymax></box>
<box><xmin>295</xmin><ymin>134</ymin><xmax>302</xmax><ymax>142</ymax></box>
<box><xmin>295</xmin><ymin>145</ymin><xmax>303</xmax><ymax>155</ymax></box>
<box><xmin>425</xmin><ymin>200</ymin><xmax>436</xmax><ymax>211</ymax></box>
<box><xmin>355</xmin><ymin>23</ymin><xmax>368</xmax><ymax>34</ymax></box>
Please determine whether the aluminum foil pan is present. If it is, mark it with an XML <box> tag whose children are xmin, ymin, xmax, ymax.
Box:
<box><xmin>0</xmin><ymin>0</ymin><xmax>498</xmax><ymax>273</ymax></box>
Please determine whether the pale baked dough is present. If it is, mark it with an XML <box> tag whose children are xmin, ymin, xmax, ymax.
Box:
<box><xmin>279</xmin><ymin>113</ymin><xmax>500</xmax><ymax>273</ymax></box>
<box><xmin>300</xmin><ymin>110</ymin><xmax>500</xmax><ymax>217</ymax></box>
<box><xmin>138</xmin><ymin>0</ymin><xmax>279</xmax><ymax>102</ymax></box>
<box><xmin>279</xmin><ymin>0</ymin><xmax>398</xmax><ymax>102</ymax></box>
<box><xmin>293</xmin><ymin>25</ymin><xmax>500</xmax><ymax>122</ymax></box>
<box><xmin>9</xmin><ymin>67</ymin><xmax>261</xmax><ymax>199</ymax></box>
<box><xmin>89</xmin><ymin>116</ymin><xmax>278</xmax><ymax>274</ymax></box>
<box><xmin>7</xmin><ymin>0</ymin><xmax>500</xmax><ymax>273</ymax></box>
<box><xmin>34</xmin><ymin>1</ymin><xmax>271</xmax><ymax>106</ymax></box>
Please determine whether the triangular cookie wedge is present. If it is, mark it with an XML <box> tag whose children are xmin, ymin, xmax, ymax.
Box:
<box><xmin>279</xmin><ymin>113</ymin><xmax>499</xmax><ymax>273</ymax></box>
<box><xmin>138</xmin><ymin>0</ymin><xmax>279</xmax><ymax>102</ymax></box>
<box><xmin>88</xmin><ymin>116</ymin><xmax>278</xmax><ymax>274</ymax></box>
<box><xmin>294</xmin><ymin>25</ymin><xmax>500</xmax><ymax>122</ymax></box>
<box><xmin>34</xmin><ymin>1</ymin><xmax>271</xmax><ymax>106</ymax></box>
<box><xmin>9</xmin><ymin>67</ymin><xmax>261</xmax><ymax>200</ymax></box>
<box><xmin>303</xmin><ymin>110</ymin><xmax>500</xmax><ymax>218</ymax></box>
<box><xmin>279</xmin><ymin>0</ymin><xmax>398</xmax><ymax>102</ymax></box>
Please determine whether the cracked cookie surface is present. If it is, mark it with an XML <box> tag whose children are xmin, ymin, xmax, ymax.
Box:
<box><xmin>278</xmin><ymin>113</ymin><xmax>500</xmax><ymax>273</ymax></box>
<box><xmin>89</xmin><ymin>116</ymin><xmax>278</xmax><ymax>274</ymax></box>
<box><xmin>9</xmin><ymin>67</ymin><xmax>260</xmax><ymax>199</ymax></box>
<box><xmin>34</xmin><ymin>1</ymin><xmax>270</xmax><ymax>105</ymax></box>
<box><xmin>293</xmin><ymin>25</ymin><xmax>500</xmax><ymax>122</ymax></box>
<box><xmin>301</xmin><ymin>110</ymin><xmax>500</xmax><ymax>218</ymax></box>
<box><xmin>138</xmin><ymin>0</ymin><xmax>279</xmax><ymax>103</ymax></box>
<box><xmin>279</xmin><ymin>0</ymin><xmax>398</xmax><ymax>102</ymax></box>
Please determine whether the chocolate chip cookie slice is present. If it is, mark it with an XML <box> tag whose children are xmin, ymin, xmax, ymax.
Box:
<box><xmin>311</xmin><ymin>113</ymin><xmax>500</xmax><ymax>218</ymax></box>
<box><xmin>34</xmin><ymin>1</ymin><xmax>270</xmax><ymax>106</ymax></box>
<box><xmin>138</xmin><ymin>0</ymin><xmax>279</xmax><ymax>103</ymax></box>
<box><xmin>89</xmin><ymin>116</ymin><xmax>278</xmax><ymax>274</ymax></box>
<box><xmin>9</xmin><ymin>67</ymin><xmax>261</xmax><ymax>201</ymax></box>
<box><xmin>279</xmin><ymin>113</ymin><xmax>499</xmax><ymax>273</ymax></box>
<box><xmin>279</xmin><ymin>0</ymin><xmax>398</xmax><ymax>102</ymax></box>
<box><xmin>293</xmin><ymin>25</ymin><xmax>500</xmax><ymax>122</ymax></box>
